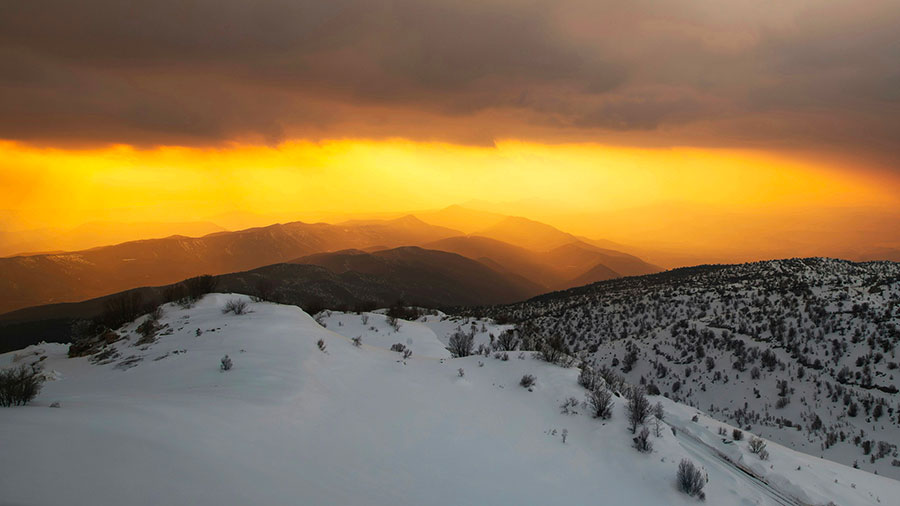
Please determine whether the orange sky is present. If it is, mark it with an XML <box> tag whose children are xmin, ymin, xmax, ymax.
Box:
<box><xmin>1</xmin><ymin>138</ymin><xmax>898</xmax><ymax>264</ymax></box>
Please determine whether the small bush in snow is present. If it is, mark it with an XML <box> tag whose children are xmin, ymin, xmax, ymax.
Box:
<box><xmin>220</xmin><ymin>355</ymin><xmax>233</xmax><ymax>371</ymax></box>
<box><xmin>446</xmin><ymin>330</ymin><xmax>475</xmax><ymax>358</ymax></box>
<box><xmin>561</xmin><ymin>428</ymin><xmax>568</xmax><ymax>443</ymax></box>
<box><xmin>633</xmin><ymin>427</ymin><xmax>653</xmax><ymax>453</ymax></box>
<box><xmin>352</xmin><ymin>336</ymin><xmax>362</xmax><ymax>347</ymax></box>
<box><xmin>390</xmin><ymin>343</ymin><xmax>406</xmax><ymax>353</ymax></box>
<box><xmin>758</xmin><ymin>449</ymin><xmax>769</xmax><ymax>461</ymax></box>
<box><xmin>223</xmin><ymin>299</ymin><xmax>249</xmax><ymax>315</ymax></box>
<box><xmin>732</xmin><ymin>429</ymin><xmax>743</xmax><ymax>441</ymax></box>
<box><xmin>748</xmin><ymin>437</ymin><xmax>767</xmax><ymax>454</ymax></box>
<box><xmin>587</xmin><ymin>386</ymin><xmax>614</xmax><ymax>419</ymax></box>
<box><xmin>0</xmin><ymin>365</ymin><xmax>44</xmax><ymax>407</ymax></box>
<box><xmin>560</xmin><ymin>396</ymin><xmax>580</xmax><ymax>415</ymax></box>
<box><xmin>677</xmin><ymin>459</ymin><xmax>706</xmax><ymax>499</ymax></box>
<box><xmin>403</xmin><ymin>349</ymin><xmax>412</xmax><ymax>360</ymax></box>
<box><xmin>519</xmin><ymin>374</ymin><xmax>536</xmax><ymax>389</ymax></box>
<box><xmin>317</xmin><ymin>339</ymin><xmax>326</xmax><ymax>352</ymax></box>
<box><xmin>458</xmin><ymin>368</ymin><xmax>465</xmax><ymax>378</ymax></box>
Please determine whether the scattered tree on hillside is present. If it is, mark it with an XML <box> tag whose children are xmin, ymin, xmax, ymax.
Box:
<box><xmin>627</xmin><ymin>387</ymin><xmax>651</xmax><ymax>433</ymax></box>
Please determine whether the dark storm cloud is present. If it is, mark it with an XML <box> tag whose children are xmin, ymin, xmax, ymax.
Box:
<box><xmin>0</xmin><ymin>0</ymin><xmax>898</xmax><ymax>162</ymax></box>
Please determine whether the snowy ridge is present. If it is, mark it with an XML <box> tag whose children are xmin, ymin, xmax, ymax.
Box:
<box><xmin>1</xmin><ymin>293</ymin><xmax>898</xmax><ymax>505</ymax></box>
<box><xmin>473</xmin><ymin>258</ymin><xmax>900</xmax><ymax>478</ymax></box>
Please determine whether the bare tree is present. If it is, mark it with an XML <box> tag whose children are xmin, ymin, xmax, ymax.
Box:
<box><xmin>494</xmin><ymin>329</ymin><xmax>519</xmax><ymax>351</ymax></box>
<box><xmin>538</xmin><ymin>334</ymin><xmax>568</xmax><ymax>364</ymax></box>
<box><xmin>627</xmin><ymin>387</ymin><xmax>651</xmax><ymax>433</ymax></box>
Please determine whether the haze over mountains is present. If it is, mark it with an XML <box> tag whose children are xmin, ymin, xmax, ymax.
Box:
<box><xmin>0</xmin><ymin>206</ymin><xmax>658</xmax><ymax>316</ymax></box>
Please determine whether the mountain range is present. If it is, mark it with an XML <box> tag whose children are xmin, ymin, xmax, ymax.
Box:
<box><xmin>0</xmin><ymin>206</ymin><xmax>660</xmax><ymax>315</ymax></box>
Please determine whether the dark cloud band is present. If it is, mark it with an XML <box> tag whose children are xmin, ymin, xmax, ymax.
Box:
<box><xmin>1</xmin><ymin>0</ymin><xmax>898</xmax><ymax>165</ymax></box>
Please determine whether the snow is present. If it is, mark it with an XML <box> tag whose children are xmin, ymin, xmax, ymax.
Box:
<box><xmin>1</xmin><ymin>293</ymin><xmax>898</xmax><ymax>505</ymax></box>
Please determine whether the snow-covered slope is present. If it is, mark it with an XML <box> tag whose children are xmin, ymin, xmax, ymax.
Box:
<box><xmin>473</xmin><ymin>258</ymin><xmax>900</xmax><ymax>479</ymax></box>
<box><xmin>2</xmin><ymin>294</ymin><xmax>898</xmax><ymax>505</ymax></box>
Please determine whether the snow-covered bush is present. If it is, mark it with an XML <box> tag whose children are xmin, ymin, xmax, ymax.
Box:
<box><xmin>0</xmin><ymin>365</ymin><xmax>44</xmax><ymax>407</ymax></box>
<box><xmin>220</xmin><ymin>355</ymin><xmax>233</xmax><ymax>371</ymax></box>
<box><xmin>748</xmin><ymin>437</ymin><xmax>767</xmax><ymax>454</ymax></box>
<box><xmin>390</xmin><ymin>343</ymin><xmax>406</xmax><ymax>353</ymax></box>
<box><xmin>223</xmin><ymin>299</ymin><xmax>249</xmax><ymax>315</ymax></box>
<box><xmin>677</xmin><ymin>459</ymin><xmax>706</xmax><ymax>499</ymax></box>
<box><xmin>578</xmin><ymin>366</ymin><xmax>596</xmax><ymax>391</ymax></box>
<box><xmin>519</xmin><ymin>374</ymin><xmax>536</xmax><ymax>388</ymax></box>
<box><xmin>633</xmin><ymin>427</ymin><xmax>652</xmax><ymax>453</ymax></box>
<box><xmin>351</xmin><ymin>336</ymin><xmax>362</xmax><ymax>347</ymax></box>
<box><xmin>317</xmin><ymin>339</ymin><xmax>326</xmax><ymax>352</ymax></box>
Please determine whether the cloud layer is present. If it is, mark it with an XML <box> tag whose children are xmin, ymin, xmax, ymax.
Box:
<box><xmin>2</xmin><ymin>0</ymin><xmax>898</xmax><ymax>164</ymax></box>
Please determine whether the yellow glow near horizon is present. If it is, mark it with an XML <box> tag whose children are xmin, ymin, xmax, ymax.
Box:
<box><xmin>0</xmin><ymin>138</ymin><xmax>896</xmax><ymax>237</ymax></box>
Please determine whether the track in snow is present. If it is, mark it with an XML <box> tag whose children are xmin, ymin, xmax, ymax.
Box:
<box><xmin>668</xmin><ymin>421</ymin><xmax>805</xmax><ymax>506</ymax></box>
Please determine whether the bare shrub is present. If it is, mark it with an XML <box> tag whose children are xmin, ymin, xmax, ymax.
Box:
<box><xmin>748</xmin><ymin>437</ymin><xmax>767</xmax><ymax>454</ymax></box>
<box><xmin>560</xmin><ymin>396</ymin><xmax>580</xmax><ymax>415</ymax></box>
<box><xmin>587</xmin><ymin>386</ymin><xmax>614</xmax><ymax>419</ymax></box>
<box><xmin>220</xmin><ymin>355</ymin><xmax>233</xmax><ymax>371</ymax></box>
<box><xmin>351</xmin><ymin>336</ymin><xmax>362</xmax><ymax>347</ymax></box>
<box><xmin>537</xmin><ymin>334</ymin><xmax>568</xmax><ymax>364</ymax></box>
<box><xmin>0</xmin><ymin>365</ymin><xmax>44</xmax><ymax>407</ymax></box>
<box><xmin>317</xmin><ymin>339</ymin><xmax>326</xmax><ymax>352</ymax></box>
<box><xmin>519</xmin><ymin>374</ymin><xmax>536</xmax><ymax>388</ymax></box>
<box><xmin>732</xmin><ymin>429</ymin><xmax>743</xmax><ymax>441</ymax></box>
<box><xmin>458</xmin><ymin>368</ymin><xmax>465</xmax><ymax>378</ymax></box>
<box><xmin>390</xmin><ymin>343</ymin><xmax>407</xmax><ymax>353</ymax></box>
<box><xmin>447</xmin><ymin>330</ymin><xmax>475</xmax><ymax>358</ymax></box>
<box><xmin>223</xmin><ymin>299</ymin><xmax>249</xmax><ymax>315</ymax></box>
<box><xmin>677</xmin><ymin>459</ymin><xmax>706</xmax><ymax>499</ymax></box>
<box><xmin>495</xmin><ymin>329</ymin><xmax>519</xmax><ymax>351</ymax></box>
<box><xmin>633</xmin><ymin>427</ymin><xmax>653</xmax><ymax>453</ymax></box>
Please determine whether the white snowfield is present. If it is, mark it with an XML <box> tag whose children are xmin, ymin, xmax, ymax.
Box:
<box><xmin>1</xmin><ymin>294</ymin><xmax>897</xmax><ymax>506</ymax></box>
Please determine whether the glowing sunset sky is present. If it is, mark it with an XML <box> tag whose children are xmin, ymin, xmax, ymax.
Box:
<box><xmin>1</xmin><ymin>1</ymin><xmax>898</xmax><ymax>263</ymax></box>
